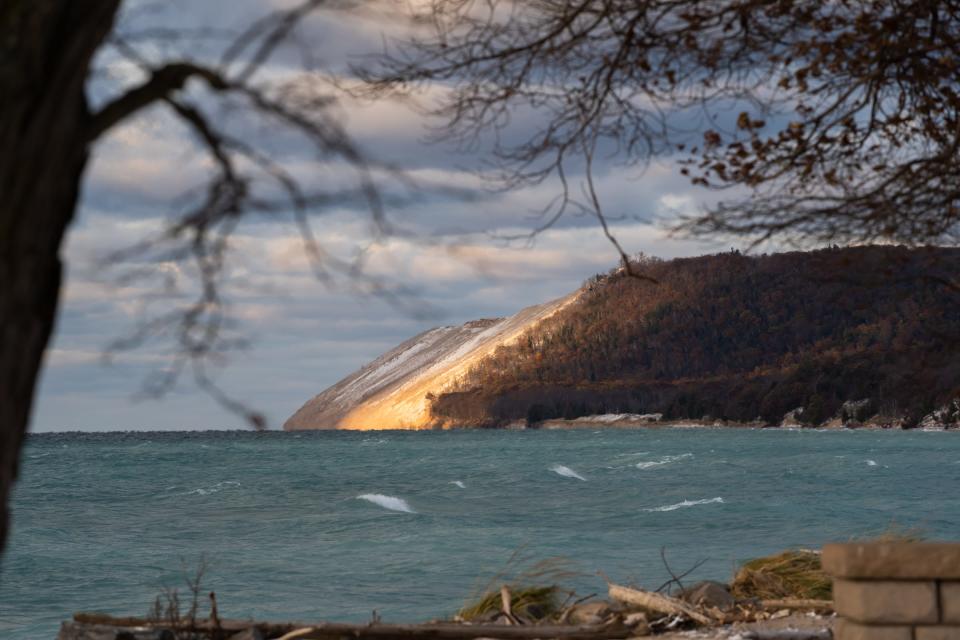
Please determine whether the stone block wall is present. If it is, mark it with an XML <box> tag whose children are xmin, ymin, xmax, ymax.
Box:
<box><xmin>824</xmin><ymin>543</ymin><xmax>960</xmax><ymax>639</ymax></box>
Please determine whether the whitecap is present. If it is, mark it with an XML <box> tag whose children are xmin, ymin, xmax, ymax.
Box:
<box><xmin>357</xmin><ymin>493</ymin><xmax>416</xmax><ymax>513</ymax></box>
<box><xmin>186</xmin><ymin>480</ymin><xmax>240</xmax><ymax>496</ymax></box>
<box><xmin>450</xmin><ymin>481</ymin><xmax>466</xmax><ymax>489</ymax></box>
<box><xmin>635</xmin><ymin>461</ymin><xmax>668</xmax><ymax>470</ymax></box>
<box><xmin>866</xmin><ymin>460</ymin><xmax>878</xmax><ymax>466</ymax></box>
<box><xmin>636</xmin><ymin>453</ymin><xmax>693</xmax><ymax>470</ymax></box>
<box><xmin>550</xmin><ymin>464</ymin><xmax>587</xmax><ymax>481</ymax></box>
<box><xmin>643</xmin><ymin>497</ymin><xmax>725</xmax><ymax>512</ymax></box>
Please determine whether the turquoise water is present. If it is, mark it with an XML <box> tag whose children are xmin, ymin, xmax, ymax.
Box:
<box><xmin>3</xmin><ymin>428</ymin><xmax>960</xmax><ymax>639</ymax></box>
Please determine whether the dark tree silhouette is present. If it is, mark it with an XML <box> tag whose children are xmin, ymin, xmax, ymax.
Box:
<box><xmin>359</xmin><ymin>0</ymin><xmax>960</xmax><ymax>247</ymax></box>
<box><xmin>0</xmin><ymin>0</ymin><xmax>403</xmax><ymax>559</ymax></box>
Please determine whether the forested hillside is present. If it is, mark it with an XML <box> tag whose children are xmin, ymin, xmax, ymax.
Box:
<box><xmin>431</xmin><ymin>246</ymin><xmax>960</xmax><ymax>428</ymax></box>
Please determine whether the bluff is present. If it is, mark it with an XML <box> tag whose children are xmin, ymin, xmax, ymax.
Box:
<box><xmin>285</xmin><ymin>246</ymin><xmax>960</xmax><ymax>430</ymax></box>
<box><xmin>283</xmin><ymin>292</ymin><xmax>580</xmax><ymax>430</ymax></box>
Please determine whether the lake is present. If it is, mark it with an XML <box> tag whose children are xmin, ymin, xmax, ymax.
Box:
<box><xmin>3</xmin><ymin>427</ymin><xmax>958</xmax><ymax>639</ymax></box>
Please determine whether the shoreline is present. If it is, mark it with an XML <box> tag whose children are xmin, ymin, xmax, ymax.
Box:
<box><xmin>505</xmin><ymin>413</ymin><xmax>956</xmax><ymax>432</ymax></box>
<box><xmin>25</xmin><ymin>420</ymin><xmax>958</xmax><ymax>436</ymax></box>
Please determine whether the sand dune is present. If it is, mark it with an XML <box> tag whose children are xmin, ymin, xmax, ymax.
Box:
<box><xmin>283</xmin><ymin>291</ymin><xmax>579</xmax><ymax>430</ymax></box>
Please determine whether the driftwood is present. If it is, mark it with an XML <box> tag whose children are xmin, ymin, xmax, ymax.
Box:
<box><xmin>71</xmin><ymin>613</ymin><xmax>630</xmax><ymax>640</ymax></box>
<box><xmin>73</xmin><ymin>613</ymin><xmax>162</xmax><ymax>628</ymax></box>
<box><xmin>272</xmin><ymin>621</ymin><xmax>630</xmax><ymax>640</ymax></box>
<box><xmin>607</xmin><ymin>583</ymin><xmax>715</xmax><ymax>625</ymax></box>
<box><xmin>497</xmin><ymin>584</ymin><xmax>524</xmax><ymax>626</ymax></box>
<box><xmin>759</xmin><ymin>599</ymin><xmax>833</xmax><ymax>611</ymax></box>
<box><xmin>73</xmin><ymin>613</ymin><xmax>301</xmax><ymax>636</ymax></box>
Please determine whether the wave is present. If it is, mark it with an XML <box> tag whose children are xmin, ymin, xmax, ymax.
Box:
<box><xmin>550</xmin><ymin>464</ymin><xmax>587</xmax><ymax>481</ymax></box>
<box><xmin>450</xmin><ymin>481</ymin><xmax>466</xmax><ymax>489</ymax></box>
<box><xmin>186</xmin><ymin>481</ymin><xmax>240</xmax><ymax>496</ymax></box>
<box><xmin>635</xmin><ymin>453</ymin><xmax>693</xmax><ymax>470</ymax></box>
<box><xmin>644</xmin><ymin>497</ymin><xmax>725</xmax><ymax>512</ymax></box>
<box><xmin>357</xmin><ymin>493</ymin><xmax>416</xmax><ymax>513</ymax></box>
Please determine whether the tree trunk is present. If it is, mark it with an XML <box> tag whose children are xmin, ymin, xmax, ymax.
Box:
<box><xmin>0</xmin><ymin>1</ymin><xmax>121</xmax><ymax>560</ymax></box>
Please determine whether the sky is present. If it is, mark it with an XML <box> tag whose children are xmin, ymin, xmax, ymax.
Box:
<box><xmin>31</xmin><ymin>0</ymin><xmax>726</xmax><ymax>432</ymax></box>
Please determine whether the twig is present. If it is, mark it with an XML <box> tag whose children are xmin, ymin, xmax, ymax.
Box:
<box><xmin>654</xmin><ymin>547</ymin><xmax>708</xmax><ymax>595</ymax></box>
<box><xmin>557</xmin><ymin>592</ymin><xmax>598</xmax><ymax>624</ymax></box>
<box><xmin>209</xmin><ymin>592</ymin><xmax>222</xmax><ymax>640</ymax></box>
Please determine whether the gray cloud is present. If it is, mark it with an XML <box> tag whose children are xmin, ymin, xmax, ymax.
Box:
<box><xmin>33</xmin><ymin>2</ymin><xmax>729</xmax><ymax>432</ymax></box>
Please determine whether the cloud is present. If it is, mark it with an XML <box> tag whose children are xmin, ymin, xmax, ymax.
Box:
<box><xmin>32</xmin><ymin>2</ymin><xmax>732</xmax><ymax>432</ymax></box>
<box><xmin>44</xmin><ymin>349</ymin><xmax>104</xmax><ymax>367</ymax></box>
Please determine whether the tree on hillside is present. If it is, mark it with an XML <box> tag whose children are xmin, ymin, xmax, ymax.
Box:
<box><xmin>360</xmin><ymin>0</ymin><xmax>960</xmax><ymax>248</ymax></box>
<box><xmin>2</xmin><ymin>0</ymin><xmax>959</xmax><ymax>559</ymax></box>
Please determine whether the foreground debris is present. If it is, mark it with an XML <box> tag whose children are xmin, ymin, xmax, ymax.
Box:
<box><xmin>60</xmin><ymin>586</ymin><xmax>832</xmax><ymax>640</ymax></box>
<box><xmin>608</xmin><ymin>583</ymin><xmax>714</xmax><ymax>626</ymax></box>
<box><xmin>59</xmin><ymin>549</ymin><xmax>836</xmax><ymax>639</ymax></box>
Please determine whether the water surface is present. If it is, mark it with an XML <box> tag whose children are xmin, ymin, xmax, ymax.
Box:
<box><xmin>3</xmin><ymin>428</ymin><xmax>958</xmax><ymax>639</ymax></box>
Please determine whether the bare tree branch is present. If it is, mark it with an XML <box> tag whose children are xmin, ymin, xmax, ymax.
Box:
<box><xmin>88</xmin><ymin>62</ymin><xmax>228</xmax><ymax>141</ymax></box>
<box><xmin>86</xmin><ymin>0</ymin><xmax>442</xmax><ymax>427</ymax></box>
<box><xmin>356</xmin><ymin>0</ymin><xmax>960</xmax><ymax>248</ymax></box>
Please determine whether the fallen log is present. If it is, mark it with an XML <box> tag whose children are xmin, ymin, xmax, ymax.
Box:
<box><xmin>72</xmin><ymin>613</ymin><xmax>157</xmax><ymax>628</ymax></box>
<box><xmin>274</xmin><ymin>620</ymin><xmax>630</xmax><ymax>640</ymax></box>
<box><xmin>72</xmin><ymin>613</ymin><xmax>301</xmax><ymax>636</ymax></box>
<box><xmin>607</xmin><ymin>583</ymin><xmax>715</xmax><ymax>625</ymax></box>
<box><xmin>69</xmin><ymin>613</ymin><xmax>631</xmax><ymax>640</ymax></box>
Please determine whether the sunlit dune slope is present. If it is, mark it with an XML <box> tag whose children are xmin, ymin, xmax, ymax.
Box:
<box><xmin>283</xmin><ymin>291</ymin><xmax>579</xmax><ymax>430</ymax></box>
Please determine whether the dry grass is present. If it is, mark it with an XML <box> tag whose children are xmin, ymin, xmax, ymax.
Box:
<box><xmin>457</xmin><ymin>552</ymin><xmax>579</xmax><ymax>622</ymax></box>
<box><xmin>458</xmin><ymin>585</ymin><xmax>563</xmax><ymax>621</ymax></box>
<box><xmin>730</xmin><ymin>530</ymin><xmax>927</xmax><ymax>602</ymax></box>
<box><xmin>730</xmin><ymin>550</ymin><xmax>831</xmax><ymax>600</ymax></box>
